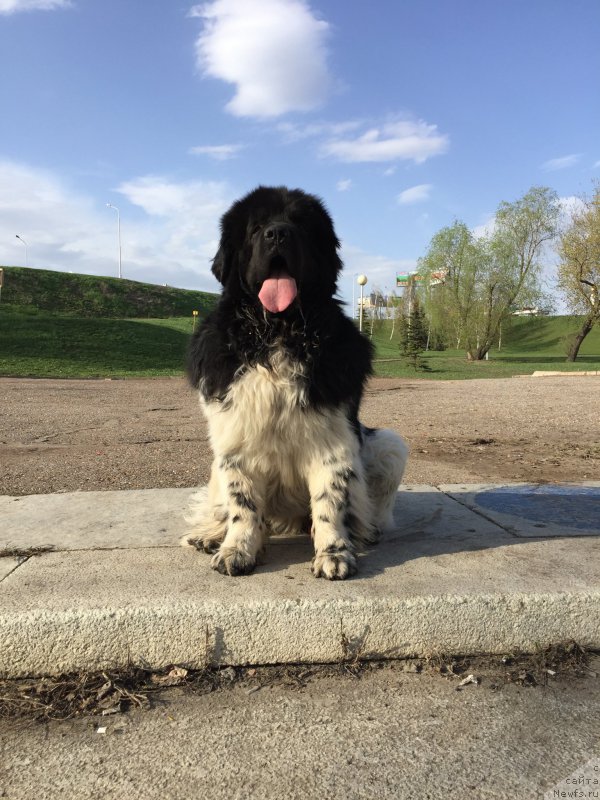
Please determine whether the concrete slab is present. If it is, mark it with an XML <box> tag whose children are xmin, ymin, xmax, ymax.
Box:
<box><xmin>1</xmin><ymin>486</ymin><xmax>599</xmax><ymax>677</ymax></box>
<box><xmin>532</xmin><ymin>370</ymin><xmax>600</xmax><ymax>377</ymax></box>
<box><xmin>0</xmin><ymin>488</ymin><xmax>192</xmax><ymax>551</ymax></box>
<box><xmin>0</xmin><ymin>557</ymin><xmax>18</xmax><ymax>582</ymax></box>
<box><xmin>0</xmin><ymin>483</ymin><xmax>506</xmax><ymax>553</ymax></box>
<box><xmin>439</xmin><ymin>483</ymin><xmax>600</xmax><ymax>538</ymax></box>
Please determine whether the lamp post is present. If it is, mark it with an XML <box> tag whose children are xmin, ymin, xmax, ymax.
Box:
<box><xmin>15</xmin><ymin>235</ymin><xmax>28</xmax><ymax>267</ymax></box>
<box><xmin>351</xmin><ymin>272</ymin><xmax>359</xmax><ymax>319</ymax></box>
<box><xmin>357</xmin><ymin>274</ymin><xmax>368</xmax><ymax>332</ymax></box>
<box><xmin>106</xmin><ymin>203</ymin><xmax>122</xmax><ymax>278</ymax></box>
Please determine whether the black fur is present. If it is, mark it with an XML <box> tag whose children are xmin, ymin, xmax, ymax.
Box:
<box><xmin>187</xmin><ymin>186</ymin><xmax>373</xmax><ymax>431</ymax></box>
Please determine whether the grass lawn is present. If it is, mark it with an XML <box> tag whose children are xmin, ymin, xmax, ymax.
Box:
<box><xmin>373</xmin><ymin>351</ymin><xmax>600</xmax><ymax>380</ymax></box>
<box><xmin>0</xmin><ymin>309</ymin><xmax>195</xmax><ymax>378</ymax></box>
<box><xmin>0</xmin><ymin>308</ymin><xmax>598</xmax><ymax>380</ymax></box>
<box><xmin>0</xmin><ymin>266</ymin><xmax>218</xmax><ymax>319</ymax></box>
<box><xmin>370</xmin><ymin>315</ymin><xmax>600</xmax><ymax>380</ymax></box>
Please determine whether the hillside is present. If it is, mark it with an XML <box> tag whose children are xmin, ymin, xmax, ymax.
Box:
<box><xmin>369</xmin><ymin>314</ymin><xmax>600</xmax><ymax>379</ymax></box>
<box><xmin>0</xmin><ymin>268</ymin><xmax>598</xmax><ymax>378</ymax></box>
<box><xmin>499</xmin><ymin>314</ymin><xmax>600</xmax><ymax>354</ymax></box>
<box><xmin>371</xmin><ymin>313</ymin><xmax>600</xmax><ymax>358</ymax></box>
<box><xmin>0</xmin><ymin>266</ymin><xmax>218</xmax><ymax>319</ymax></box>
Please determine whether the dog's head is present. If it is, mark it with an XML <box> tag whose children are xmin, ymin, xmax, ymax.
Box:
<box><xmin>212</xmin><ymin>186</ymin><xmax>342</xmax><ymax>312</ymax></box>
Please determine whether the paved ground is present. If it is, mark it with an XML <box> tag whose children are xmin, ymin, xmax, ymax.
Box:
<box><xmin>1</xmin><ymin>374</ymin><xmax>599</xmax><ymax>800</ymax></box>
<box><xmin>1</xmin><ymin>375</ymin><xmax>599</xmax><ymax>495</ymax></box>
<box><xmin>2</xmin><ymin>664</ymin><xmax>600</xmax><ymax>800</ymax></box>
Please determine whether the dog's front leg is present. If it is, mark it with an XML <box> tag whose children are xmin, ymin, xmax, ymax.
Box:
<box><xmin>210</xmin><ymin>456</ymin><xmax>266</xmax><ymax>576</ymax></box>
<box><xmin>308</xmin><ymin>458</ymin><xmax>361</xmax><ymax>580</ymax></box>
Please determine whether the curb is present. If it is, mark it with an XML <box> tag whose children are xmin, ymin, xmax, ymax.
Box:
<box><xmin>531</xmin><ymin>371</ymin><xmax>600</xmax><ymax>377</ymax></box>
<box><xmin>2</xmin><ymin>486</ymin><xmax>599</xmax><ymax>677</ymax></box>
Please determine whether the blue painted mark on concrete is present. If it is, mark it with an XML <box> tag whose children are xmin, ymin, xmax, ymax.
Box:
<box><xmin>475</xmin><ymin>485</ymin><xmax>600</xmax><ymax>531</ymax></box>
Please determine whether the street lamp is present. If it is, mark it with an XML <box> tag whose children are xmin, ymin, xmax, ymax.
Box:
<box><xmin>15</xmin><ymin>235</ymin><xmax>28</xmax><ymax>267</ymax></box>
<box><xmin>106</xmin><ymin>203</ymin><xmax>122</xmax><ymax>278</ymax></box>
<box><xmin>357</xmin><ymin>274</ymin><xmax>368</xmax><ymax>333</ymax></box>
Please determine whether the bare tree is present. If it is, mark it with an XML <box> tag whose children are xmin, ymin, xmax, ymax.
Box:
<box><xmin>557</xmin><ymin>185</ymin><xmax>600</xmax><ymax>361</ymax></box>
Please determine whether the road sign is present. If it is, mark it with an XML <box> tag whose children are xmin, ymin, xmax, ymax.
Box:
<box><xmin>429</xmin><ymin>270</ymin><xmax>448</xmax><ymax>286</ymax></box>
<box><xmin>396</xmin><ymin>273</ymin><xmax>423</xmax><ymax>287</ymax></box>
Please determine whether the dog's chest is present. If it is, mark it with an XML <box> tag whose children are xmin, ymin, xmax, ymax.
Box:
<box><xmin>202</xmin><ymin>352</ymin><xmax>309</xmax><ymax>450</ymax></box>
<box><xmin>232</xmin><ymin>356</ymin><xmax>307</xmax><ymax>422</ymax></box>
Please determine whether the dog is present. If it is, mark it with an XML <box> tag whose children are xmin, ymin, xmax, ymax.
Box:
<box><xmin>182</xmin><ymin>186</ymin><xmax>408</xmax><ymax>579</ymax></box>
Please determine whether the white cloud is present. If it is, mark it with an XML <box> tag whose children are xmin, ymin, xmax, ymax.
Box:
<box><xmin>541</xmin><ymin>153</ymin><xmax>581</xmax><ymax>171</ymax></box>
<box><xmin>593</xmin><ymin>160</ymin><xmax>600</xmax><ymax>169</ymax></box>
<box><xmin>557</xmin><ymin>195</ymin><xmax>586</xmax><ymax>231</ymax></box>
<box><xmin>117</xmin><ymin>175</ymin><xmax>230</xmax><ymax>219</ymax></box>
<box><xmin>472</xmin><ymin>214</ymin><xmax>496</xmax><ymax>239</ymax></box>
<box><xmin>189</xmin><ymin>143</ymin><xmax>245</xmax><ymax>160</ymax></box>
<box><xmin>0</xmin><ymin>160</ymin><xmax>98</xmax><ymax>261</ymax></box>
<box><xmin>0</xmin><ymin>159</ymin><xmax>233</xmax><ymax>291</ymax></box>
<box><xmin>397</xmin><ymin>184</ymin><xmax>432</xmax><ymax>205</ymax></box>
<box><xmin>559</xmin><ymin>195</ymin><xmax>585</xmax><ymax>214</ymax></box>
<box><xmin>276</xmin><ymin>120</ymin><xmax>362</xmax><ymax>142</ymax></box>
<box><xmin>336</xmin><ymin>179</ymin><xmax>352</xmax><ymax>192</ymax></box>
<box><xmin>190</xmin><ymin>0</ymin><xmax>332</xmax><ymax>118</ymax></box>
<box><xmin>115</xmin><ymin>176</ymin><xmax>232</xmax><ymax>283</ymax></box>
<box><xmin>0</xmin><ymin>0</ymin><xmax>70</xmax><ymax>13</ymax></box>
<box><xmin>320</xmin><ymin>119</ymin><xmax>449</xmax><ymax>164</ymax></box>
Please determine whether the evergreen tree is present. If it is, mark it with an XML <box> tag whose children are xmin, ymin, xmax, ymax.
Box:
<box><xmin>398</xmin><ymin>298</ymin><xmax>431</xmax><ymax>371</ymax></box>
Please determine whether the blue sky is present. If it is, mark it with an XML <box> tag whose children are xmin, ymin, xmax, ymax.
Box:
<box><xmin>1</xmin><ymin>0</ymin><xmax>599</xmax><ymax>309</ymax></box>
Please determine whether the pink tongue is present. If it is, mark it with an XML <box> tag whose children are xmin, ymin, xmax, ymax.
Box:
<box><xmin>258</xmin><ymin>274</ymin><xmax>298</xmax><ymax>313</ymax></box>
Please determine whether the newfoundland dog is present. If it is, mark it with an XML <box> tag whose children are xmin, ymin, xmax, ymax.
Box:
<box><xmin>183</xmin><ymin>186</ymin><xmax>408</xmax><ymax>579</ymax></box>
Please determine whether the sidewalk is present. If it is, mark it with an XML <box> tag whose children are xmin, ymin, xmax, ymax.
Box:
<box><xmin>1</xmin><ymin>484</ymin><xmax>599</xmax><ymax>678</ymax></box>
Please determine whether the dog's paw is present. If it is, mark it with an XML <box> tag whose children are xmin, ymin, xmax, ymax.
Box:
<box><xmin>312</xmin><ymin>547</ymin><xmax>357</xmax><ymax>580</ymax></box>
<box><xmin>210</xmin><ymin>546</ymin><xmax>257</xmax><ymax>577</ymax></box>
<box><xmin>180</xmin><ymin>534</ymin><xmax>222</xmax><ymax>554</ymax></box>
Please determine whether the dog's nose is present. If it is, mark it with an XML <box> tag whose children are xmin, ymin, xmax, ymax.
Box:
<box><xmin>264</xmin><ymin>223</ymin><xmax>290</xmax><ymax>245</ymax></box>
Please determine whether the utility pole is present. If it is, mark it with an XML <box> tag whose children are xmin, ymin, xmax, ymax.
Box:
<box><xmin>106</xmin><ymin>204</ymin><xmax>122</xmax><ymax>278</ymax></box>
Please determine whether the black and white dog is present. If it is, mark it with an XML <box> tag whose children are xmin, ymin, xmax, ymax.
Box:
<box><xmin>183</xmin><ymin>186</ymin><xmax>408</xmax><ymax>579</ymax></box>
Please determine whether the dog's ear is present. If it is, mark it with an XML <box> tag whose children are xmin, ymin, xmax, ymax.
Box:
<box><xmin>211</xmin><ymin>244</ymin><xmax>228</xmax><ymax>285</ymax></box>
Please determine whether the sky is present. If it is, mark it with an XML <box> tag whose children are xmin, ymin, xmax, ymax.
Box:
<box><xmin>1</xmin><ymin>0</ymin><xmax>599</xmax><ymax>310</ymax></box>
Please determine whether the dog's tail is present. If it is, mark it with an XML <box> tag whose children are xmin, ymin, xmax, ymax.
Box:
<box><xmin>361</xmin><ymin>428</ymin><xmax>409</xmax><ymax>531</ymax></box>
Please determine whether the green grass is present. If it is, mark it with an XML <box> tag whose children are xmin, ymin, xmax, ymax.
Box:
<box><xmin>0</xmin><ymin>308</ymin><xmax>195</xmax><ymax>378</ymax></box>
<box><xmin>0</xmin><ymin>266</ymin><xmax>218</xmax><ymax>319</ymax></box>
<box><xmin>1</xmin><ymin>294</ymin><xmax>599</xmax><ymax>379</ymax></box>
<box><xmin>369</xmin><ymin>315</ymin><xmax>600</xmax><ymax>380</ymax></box>
<box><xmin>0</xmin><ymin>265</ymin><xmax>217</xmax><ymax>378</ymax></box>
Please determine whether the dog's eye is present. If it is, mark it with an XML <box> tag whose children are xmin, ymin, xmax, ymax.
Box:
<box><xmin>250</xmin><ymin>224</ymin><xmax>262</xmax><ymax>237</ymax></box>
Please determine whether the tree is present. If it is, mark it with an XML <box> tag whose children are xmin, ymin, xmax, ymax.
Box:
<box><xmin>398</xmin><ymin>296</ymin><xmax>431</xmax><ymax>371</ymax></box>
<box><xmin>557</xmin><ymin>186</ymin><xmax>600</xmax><ymax>361</ymax></box>
<box><xmin>418</xmin><ymin>221</ymin><xmax>480</xmax><ymax>351</ymax></box>
<box><xmin>419</xmin><ymin>187</ymin><xmax>560</xmax><ymax>360</ymax></box>
<box><xmin>366</xmin><ymin>283</ymin><xmax>387</xmax><ymax>338</ymax></box>
<box><xmin>387</xmin><ymin>290</ymin><xmax>403</xmax><ymax>340</ymax></box>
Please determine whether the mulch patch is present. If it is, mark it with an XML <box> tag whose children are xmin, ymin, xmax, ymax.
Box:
<box><xmin>0</xmin><ymin>641</ymin><xmax>594</xmax><ymax>722</ymax></box>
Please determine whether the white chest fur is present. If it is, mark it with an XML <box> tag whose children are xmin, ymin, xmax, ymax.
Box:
<box><xmin>201</xmin><ymin>354</ymin><xmax>357</xmax><ymax>488</ymax></box>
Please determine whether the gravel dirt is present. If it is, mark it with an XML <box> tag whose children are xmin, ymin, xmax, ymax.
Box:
<box><xmin>1</xmin><ymin>375</ymin><xmax>599</xmax><ymax>496</ymax></box>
